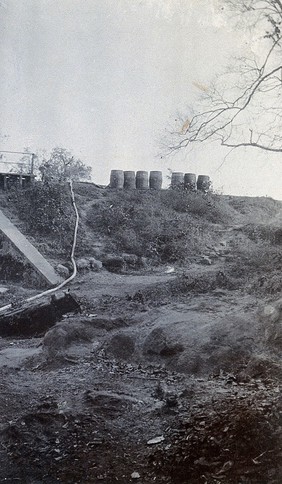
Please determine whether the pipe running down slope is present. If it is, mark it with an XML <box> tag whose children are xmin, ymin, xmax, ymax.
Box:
<box><xmin>0</xmin><ymin>180</ymin><xmax>79</xmax><ymax>314</ymax></box>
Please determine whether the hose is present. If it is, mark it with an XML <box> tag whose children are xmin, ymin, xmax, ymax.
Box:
<box><xmin>0</xmin><ymin>180</ymin><xmax>79</xmax><ymax>314</ymax></box>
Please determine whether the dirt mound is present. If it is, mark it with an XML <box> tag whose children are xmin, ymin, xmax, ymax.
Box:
<box><xmin>143</xmin><ymin>327</ymin><xmax>184</xmax><ymax>358</ymax></box>
<box><xmin>42</xmin><ymin>319</ymin><xmax>97</xmax><ymax>360</ymax></box>
<box><xmin>136</xmin><ymin>308</ymin><xmax>258</xmax><ymax>376</ymax></box>
<box><xmin>105</xmin><ymin>333</ymin><xmax>136</xmax><ymax>360</ymax></box>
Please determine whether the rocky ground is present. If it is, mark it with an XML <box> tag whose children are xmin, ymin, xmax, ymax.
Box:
<box><xmin>0</xmin><ymin>187</ymin><xmax>281</xmax><ymax>483</ymax></box>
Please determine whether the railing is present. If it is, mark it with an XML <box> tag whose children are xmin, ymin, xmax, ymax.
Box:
<box><xmin>0</xmin><ymin>150</ymin><xmax>35</xmax><ymax>175</ymax></box>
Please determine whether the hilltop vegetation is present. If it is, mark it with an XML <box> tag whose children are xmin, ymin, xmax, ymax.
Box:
<box><xmin>1</xmin><ymin>181</ymin><xmax>282</xmax><ymax>296</ymax></box>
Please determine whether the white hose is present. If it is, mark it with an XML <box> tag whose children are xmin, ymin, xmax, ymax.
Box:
<box><xmin>0</xmin><ymin>180</ymin><xmax>79</xmax><ymax>314</ymax></box>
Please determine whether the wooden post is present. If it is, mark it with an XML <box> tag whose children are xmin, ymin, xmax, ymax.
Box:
<box><xmin>31</xmin><ymin>153</ymin><xmax>35</xmax><ymax>176</ymax></box>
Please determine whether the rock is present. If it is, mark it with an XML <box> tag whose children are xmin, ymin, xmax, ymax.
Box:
<box><xmin>92</xmin><ymin>247</ymin><xmax>103</xmax><ymax>258</ymax></box>
<box><xmin>102</xmin><ymin>255</ymin><xmax>125</xmax><ymax>273</ymax></box>
<box><xmin>143</xmin><ymin>328</ymin><xmax>184</xmax><ymax>357</ymax></box>
<box><xmin>259</xmin><ymin>299</ymin><xmax>282</xmax><ymax>349</ymax></box>
<box><xmin>259</xmin><ymin>302</ymin><xmax>281</xmax><ymax>324</ymax></box>
<box><xmin>131</xmin><ymin>472</ymin><xmax>140</xmax><ymax>479</ymax></box>
<box><xmin>0</xmin><ymin>287</ymin><xmax>8</xmax><ymax>294</ymax></box>
<box><xmin>165</xmin><ymin>266</ymin><xmax>175</xmax><ymax>274</ymax></box>
<box><xmin>56</xmin><ymin>264</ymin><xmax>70</xmax><ymax>278</ymax></box>
<box><xmin>76</xmin><ymin>258</ymin><xmax>90</xmax><ymax>271</ymax></box>
<box><xmin>88</xmin><ymin>257</ymin><xmax>103</xmax><ymax>271</ymax></box>
<box><xmin>200</xmin><ymin>255</ymin><xmax>212</xmax><ymax>265</ymax></box>
<box><xmin>147</xmin><ymin>435</ymin><xmax>164</xmax><ymax>445</ymax></box>
<box><xmin>85</xmin><ymin>391</ymin><xmax>142</xmax><ymax>415</ymax></box>
<box><xmin>122</xmin><ymin>253</ymin><xmax>139</xmax><ymax>266</ymax></box>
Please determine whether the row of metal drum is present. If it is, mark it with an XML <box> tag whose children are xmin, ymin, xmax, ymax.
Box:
<box><xmin>110</xmin><ymin>170</ymin><xmax>210</xmax><ymax>191</ymax></box>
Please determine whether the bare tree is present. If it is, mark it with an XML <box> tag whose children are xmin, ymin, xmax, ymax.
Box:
<box><xmin>169</xmin><ymin>0</ymin><xmax>282</xmax><ymax>155</ymax></box>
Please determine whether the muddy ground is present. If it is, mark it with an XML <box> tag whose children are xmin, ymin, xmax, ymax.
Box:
<box><xmin>0</xmin><ymin>261</ymin><xmax>282</xmax><ymax>483</ymax></box>
<box><xmin>0</xmin><ymin>189</ymin><xmax>282</xmax><ymax>483</ymax></box>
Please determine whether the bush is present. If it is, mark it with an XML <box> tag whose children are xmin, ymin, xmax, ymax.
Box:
<box><xmin>86</xmin><ymin>190</ymin><xmax>213</xmax><ymax>262</ymax></box>
<box><xmin>243</xmin><ymin>224</ymin><xmax>282</xmax><ymax>245</ymax></box>
<box><xmin>227</xmin><ymin>239</ymin><xmax>282</xmax><ymax>286</ymax></box>
<box><xmin>8</xmin><ymin>183</ymin><xmax>75</xmax><ymax>253</ymax></box>
<box><xmin>160</xmin><ymin>190</ymin><xmax>235</xmax><ymax>223</ymax></box>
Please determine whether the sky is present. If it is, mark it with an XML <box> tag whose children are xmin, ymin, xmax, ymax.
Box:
<box><xmin>0</xmin><ymin>0</ymin><xmax>281</xmax><ymax>199</ymax></box>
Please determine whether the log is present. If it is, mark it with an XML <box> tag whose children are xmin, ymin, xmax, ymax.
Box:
<box><xmin>0</xmin><ymin>292</ymin><xmax>80</xmax><ymax>337</ymax></box>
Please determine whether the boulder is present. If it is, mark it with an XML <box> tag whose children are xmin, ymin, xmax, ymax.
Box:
<box><xmin>92</xmin><ymin>247</ymin><xmax>103</xmax><ymax>258</ymax></box>
<box><xmin>88</xmin><ymin>257</ymin><xmax>103</xmax><ymax>271</ymax></box>
<box><xmin>56</xmin><ymin>264</ymin><xmax>70</xmax><ymax>278</ymax></box>
<box><xmin>122</xmin><ymin>253</ymin><xmax>139</xmax><ymax>266</ymax></box>
<box><xmin>259</xmin><ymin>299</ymin><xmax>282</xmax><ymax>349</ymax></box>
<box><xmin>76</xmin><ymin>258</ymin><xmax>90</xmax><ymax>271</ymax></box>
<box><xmin>143</xmin><ymin>327</ymin><xmax>184</xmax><ymax>358</ymax></box>
<box><xmin>102</xmin><ymin>255</ymin><xmax>125</xmax><ymax>273</ymax></box>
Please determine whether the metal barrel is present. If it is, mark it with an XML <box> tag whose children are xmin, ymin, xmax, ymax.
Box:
<box><xmin>123</xmin><ymin>171</ymin><xmax>136</xmax><ymax>189</ymax></box>
<box><xmin>149</xmin><ymin>171</ymin><xmax>162</xmax><ymax>190</ymax></box>
<box><xmin>110</xmin><ymin>170</ymin><xmax>124</xmax><ymax>189</ymax></box>
<box><xmin>171</xmin><ymin>172</ymin><xmax>184</xmax><ymax>189</ymax></box>
<box><xmin>184</xmin><ymin>173</ymin><xmax>197</xmax><ymax>190</ymax></box>
<box><xmin>136</xmin><ymin>171</ymin><xmax>149</xmax><ymax>189</ymax></box>
<box><xmin>197</xmin><ymin>175</ymin><xmax>211</xmax><ymax>192</ymax></box>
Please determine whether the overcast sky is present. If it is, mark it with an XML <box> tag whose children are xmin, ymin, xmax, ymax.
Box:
<box><xmin>0</xmin><ymin>0</ymin><xmax>281</xmax><ymax>199</ymax></box>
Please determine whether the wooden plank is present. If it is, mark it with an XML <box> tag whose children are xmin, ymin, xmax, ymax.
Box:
<box><xmin>0</xmin><ymin>292</ymin><xmax>80</xmax><ymax>337</ymax></box>
<box><xmin>0</xmin><ymin>209</ymin><xmax>62</xmax><ymax>286</ymax></box>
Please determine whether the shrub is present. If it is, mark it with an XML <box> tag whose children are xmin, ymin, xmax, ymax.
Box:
<box><xmin>228</xmin><ymin>240</ymin><xmax>282</xmax><ymax>284</ymax></box>
<box><xmin>8</xmin><ymin>182</ymin><xmax>75</xmax><ymax>253</ymax></box>
<box><xmin>160</xmin><ymin>190</ymin><xmax>235</xmax><ymax>223</ymax></box>
<box><xmin>86</xmin><ymin>190</ymin><xmax>213</xmax><ymax>262</ymax></box>
<box><xmin>243</xmin><ymin>224</ymin><xmax>282</xmax><ymax>245</ymax></box>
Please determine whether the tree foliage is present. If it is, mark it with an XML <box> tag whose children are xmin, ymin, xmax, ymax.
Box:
<box><xmin>39</xmin><ymin>147</ymin><xmax>92</xmax><ymax>182</ymax></box>
<box><xmin>169</xmin><ymin>0</ymin><xmax>282</xmax><ymax>154</ymax></box>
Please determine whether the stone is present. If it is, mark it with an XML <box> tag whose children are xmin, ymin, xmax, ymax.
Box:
<box><xmin>76</xmin><ymin>258</ymin><xmax>90</xmax><ymax>271</ymax></box>
<box><xmin>121</xmin><ymin>253</ymin><xmax>139</xmax><ymax>266</ymax></box>
<box><xmin>92</xmin><ymin>247</ymin><xmax>103</xmax><ymax>258</ymax></box>
<box><xmin>200</xmin><ymin>255</ymin><xmax>212</xmax><ymax>265</ymax></box>
<box><xmin>102</xmin><ymin>255</ymin><xmax>125</xmax><ymax>273</ymax></box>
<box><xmin>88</xmin><ymin>257</ymin><xmax>103</xmax><ymax>271</ymax></box>
<box><xmin>143</xmin><ymin>328</ymin><xmax>184</xmax><ymax>357</ymax></box>
<box><xmin>0</xmin><ymin>287</ymin><xmax>8</xmax><ymax>294</ymax></box>
<box><xmin>131</xmin><ymin>472</ymin><xmax>140</xmax><ymax>479</ymax></box>
<box><xmin>147</xmin><ymin>435</ymin><xmax>164</xmax><ymax>445</ymax></box>
<box><xmin>56</xmin><ymin>264</ymin><xmax>70</xmax><ymax>278</ymax></box>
